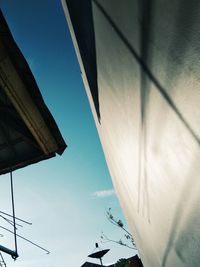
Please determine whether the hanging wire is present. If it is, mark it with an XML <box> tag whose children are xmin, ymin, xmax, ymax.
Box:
<box><xmin>10</xmin><ymin>172</ymin><xmax>18</xmax><ymax>259</ymax></box>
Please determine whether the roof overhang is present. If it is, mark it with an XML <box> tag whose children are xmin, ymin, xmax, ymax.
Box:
<box><xmin>0</xmin><ymin>10</ymin><xmax>67</xmax><ymax>174</ymax></box>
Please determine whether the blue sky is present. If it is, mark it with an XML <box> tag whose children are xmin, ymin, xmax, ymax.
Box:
<box><xmin>0</xmin><ymin>1</ymin><xmax>134</xmax><ymax>266</ymax></box>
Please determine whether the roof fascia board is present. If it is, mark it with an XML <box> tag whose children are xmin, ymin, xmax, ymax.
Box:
<box><xmin>0</xmin><ymin>49</ymin><xmax>59</xmax><ymax>155</ymax></box>
<box><xmin>61</xmin><ymin>0</ymin><xmax>99</xmax><ymax>127</ymax></box>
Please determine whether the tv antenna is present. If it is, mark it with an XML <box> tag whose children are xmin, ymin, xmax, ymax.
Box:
<box><xmin>0</xmin><ymin>172</ymin><xmax>50</xmax><ymax>265</ymax></box>
<box><xmin>0</xmin><ymin>252</ymin><xmax>6</xmax><ymax>267</ymax></box>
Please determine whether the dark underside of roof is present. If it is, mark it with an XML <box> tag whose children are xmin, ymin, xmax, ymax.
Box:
<box><xmin>0</xmin><ymin>10</ymin><xmax>67</xmax><ymax>175</ymax></box>
<box><xmin>65</xmin><ymin>0</ymin><xmax>100</xmax><ymax>122</ymax></box>
<box><xmin>0</xmin><ymin>87</ymin><xmax>53</xmax><ymax>174</ymax></box>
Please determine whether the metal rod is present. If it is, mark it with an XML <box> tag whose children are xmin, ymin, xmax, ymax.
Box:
<box><xmin>0</xmin><ymin>210</ymin><xmax>32</xmax><ymax>225</ymax></box>
<box><xmin>0</xmin><ymin>226</ymin><xmax>50</xmax><ymax>254</ymax></box>
<box><xmin>0</xmin><ymin>252</ymin><xmax>7</xmax><ymax>267</ymax></box>
<box><xmin>0</xmin><ymin>245</ymin><xmax>18</xmax><ymax>259</ymax></box>
<box><xmin>0</xmin><ymin>215</ymin><xmax>22</xmax><ymax>228</ymax></box>
<box><xmin>10</xmin><ymin>172</ymin><xmax>17</xmax><ymax>256</ymax></box>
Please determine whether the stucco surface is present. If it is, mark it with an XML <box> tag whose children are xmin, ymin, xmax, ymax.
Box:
<box><xmin>63</xmin><ymin>1</ymin><xmax>200</xmax><ymax>266</ymax></box>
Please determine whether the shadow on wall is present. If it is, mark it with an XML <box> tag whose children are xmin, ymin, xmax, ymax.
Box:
<box><xmin>67</xmin><ymin>1</ymin><xmax>200</xmax><ymax>265</ymax></box>
<box><xmin>137</xmin><ymin>0</ymin><xmax>154</xmax><ymax>223</ymax></box>
<box><xmin>161</xmin><ymin>155</ymin><xmax>200</xmax><ymax>267</ymax></box>
<box><xmin>92</xmin><ymin>0</ymin><xmax>199</xmax><ymax>147</ymax></box>
<box><xmin>165</xmin><ymin>0</ymin><xmax>200</xmax><ymax>88</ymax></box>
<box><xmin>92</xmin><ymin>0</ymin><xmax>200</xmax><ymax>230</ymax></box>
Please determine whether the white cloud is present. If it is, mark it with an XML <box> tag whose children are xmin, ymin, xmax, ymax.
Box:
<box><xmin>92</xmin><ymin>189</ymin><xmax>115</xmax><ymax>198</ymax></box>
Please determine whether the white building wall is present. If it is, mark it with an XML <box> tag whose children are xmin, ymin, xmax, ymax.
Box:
<box><xmin>62</xmin><ymin>1</ymin><xmax>200</xmax><ymax>266</ymax></box>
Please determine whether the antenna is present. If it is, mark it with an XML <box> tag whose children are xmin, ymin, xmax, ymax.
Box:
<box><xmin>0</xmin><ymin>252</ymin><xmax>6</xmax><ymax>267</ymax></box>
<box><xmin>88</xmin><ymin>243</ymin><xmax>110</xmax><ymax>266</ymax></box>
<box><xmin>0</xmin><ymin>172</ymin><xmax>50</xmax><ymax>261</ymax></box>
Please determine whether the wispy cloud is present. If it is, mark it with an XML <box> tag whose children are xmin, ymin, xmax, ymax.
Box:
<box><xmin>92</xmin><ymin>189</ymin><xmax>115</xmax><ymax>198</ymax></box>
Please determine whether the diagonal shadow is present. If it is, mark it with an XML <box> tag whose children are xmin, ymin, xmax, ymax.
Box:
<box><xmin>137</xmin><ymin>0</ymin><xmax>154</xmax><ymax>222</ymax></box>
<box><xmin>166</xmin><ymin>0</ymin><xmax>200</xmax><ymax>83</ymax></box>
<box><xmin>93</xmin><ymin>0</ymin><xmax>200</xmax><ymax>146</ymax></box>
<box><xmin>161</xmin><ymin>154</ymin><xmax>200</xmax><ymax>267</ymax></box>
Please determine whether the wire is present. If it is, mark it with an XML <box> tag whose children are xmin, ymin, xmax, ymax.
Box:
<box><xmin>0</xmin><ymin>173</ymin><xmax>50</xmax><ymax>256</ymax></box>
<box><xmin>0</xmin><ymin>210</ymin><xmax>32</xmax><ymax>225</ymax></box>
<box><xmin>10</xmin><ymin>172</ymin><xmax>18</xmax><ymax>258</ymax></box>
<box><xmin>0</xmin><ymin>215</ymin><xmax>22</xmax><ymax>228</ymax></box>
<box><xmin>0</xmin><ymin>226</ymin><xmax>50</xmax><ymax>254</ymax></box>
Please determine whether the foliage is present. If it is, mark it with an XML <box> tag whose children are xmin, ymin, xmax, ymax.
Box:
<box><xmin>114</xmin><ymin>258</ymin><xmax>129</xmax><ymax>267</ymax></box>
<box><xmin>100</xmin><ymin>208</ymin><xmax>137</xmax><ymax>250</ymax></box>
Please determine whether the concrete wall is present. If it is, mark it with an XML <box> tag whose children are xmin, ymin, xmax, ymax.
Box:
<box><xmin>63</xmin><ymin>1</ymin><xmax>200</xmax><ymax>266</ymax></box>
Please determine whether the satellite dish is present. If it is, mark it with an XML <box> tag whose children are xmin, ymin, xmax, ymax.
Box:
<box><xmin>87</xmin><ymin>243</ymin><xmax>110</xmax><ymax>266</ymax></box>
<box><xmin>88</xmin><ymin>249</ymin><xmax>110</xmax><ymax>259</ymax></box>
